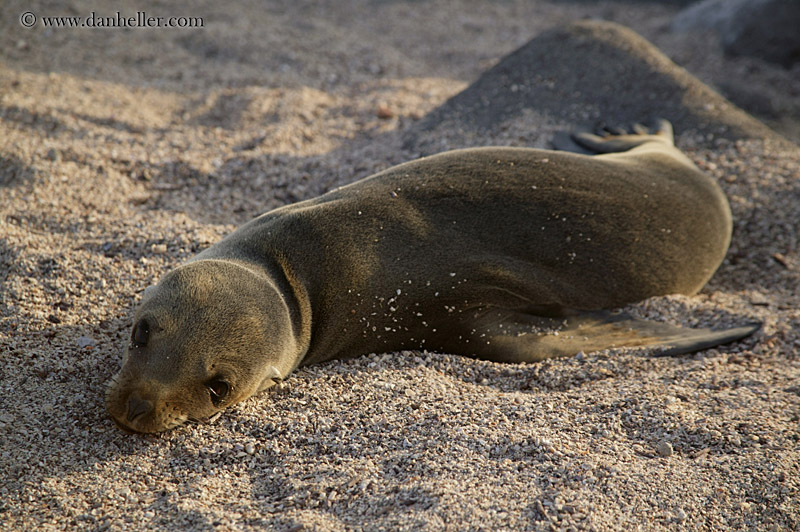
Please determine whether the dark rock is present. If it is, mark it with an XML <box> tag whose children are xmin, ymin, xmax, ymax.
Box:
<box><xmin>673</xmin><ymin>0</ymin><xmax>800</xmax><ymax>68</ymax></box>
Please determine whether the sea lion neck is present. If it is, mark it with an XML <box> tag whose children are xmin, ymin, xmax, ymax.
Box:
<box><xmin>187</xmin><ymin>253</ymin><xmax>313</xmax><ymax>374</ymax></box>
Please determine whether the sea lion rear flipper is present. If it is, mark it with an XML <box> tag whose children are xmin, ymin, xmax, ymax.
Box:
<box><xmin>462</xmin><ymin>309</ymin><xmax>760</xmax><ymax>363</ymax></box>
<box><xmin>550</xmin><ymin>131</ymin><xmax>596</xmax><ymax>154</ymax></box>
<box><xmin>569</xmin><ymin>119</ymin><xmax>675</xmax><ymax>154</ymax></box>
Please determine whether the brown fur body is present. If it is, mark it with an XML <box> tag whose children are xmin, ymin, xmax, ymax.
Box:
<box><xmin>106</xmin><ymin>123</ymin><xmax>757</xmax><ymax>433</ymax></box>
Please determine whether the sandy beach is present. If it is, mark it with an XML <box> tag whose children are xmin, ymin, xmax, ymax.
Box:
<box><xmin>1</xmin><ymin>1</ymin><xmax>798</xmax><ymax>530</ymax></box>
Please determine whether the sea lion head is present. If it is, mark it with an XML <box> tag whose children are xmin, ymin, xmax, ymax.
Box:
<box><xmin>106</xmin><ymin>259</ymin><xmax>297</xmax><ymax>433</ymax></box>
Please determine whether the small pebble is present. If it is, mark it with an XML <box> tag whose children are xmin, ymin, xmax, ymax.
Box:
<box><xmin>76</xmin><ymin>336</ymin><xmax>96</xmax><ymax>348</ymax></box>
<box><xmin>656</xmin><ymin>441</ymin><xmax>673</xmax><ymax>457</ymax></box>
<box><xmin>376</xmin><ymin>105</ymin><xmax>394</xmax><ymax>119</ymax></box>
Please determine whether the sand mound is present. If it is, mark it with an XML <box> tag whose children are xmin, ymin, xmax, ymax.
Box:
<box><xmin>405</xmin><ymin>20</ymin><xmax>780</xmax><ymax>155</ymax></box>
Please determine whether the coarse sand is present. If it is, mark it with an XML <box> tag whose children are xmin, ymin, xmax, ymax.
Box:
<box><xmin>1</xmin><ymin>1</ymin><xmax>798</xmax><ymax>531</ymax></box>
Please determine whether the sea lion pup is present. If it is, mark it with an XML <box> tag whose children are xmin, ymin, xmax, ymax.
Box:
<box><xmin>106</xmin><ymin>120</ymin><xmax>759</xmax><ymax>433</ymax></box>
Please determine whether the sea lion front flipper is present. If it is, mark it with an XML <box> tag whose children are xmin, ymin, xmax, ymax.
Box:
<box><xmin>460</xmin><ymin>308</ymin><xmax>760</xmax><ymax>363</ymax></box>
<box><xmin>569</xmin><ymin>311</ymin><xmax>761</xmax><ymax>357</ymax></box>
<box><xmin>648</xmin><ymin>320</ymin><xmax>762</xmax><ymax>357</ymax></box>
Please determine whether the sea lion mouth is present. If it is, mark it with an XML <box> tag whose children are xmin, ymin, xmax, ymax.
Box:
<box><xmin>105</xmin><ymin>373</ymin><xmax>194</xmax><ymax>433</ymax></box>
<box><xmin>107</xmin><ymin>405</ymin><xmax>192</xmax><ymax>434</ymax></box>
<box><xmin>110</xmin><ymin>414</ymin><xmax>146</xmax><ymax>435</ymax></box>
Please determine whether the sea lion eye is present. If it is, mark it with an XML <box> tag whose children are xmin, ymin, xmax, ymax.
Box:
<box><xmin>207</xmin><ymin>379</ymin><xmax>230</xmax><ymax>405</ymax></box>
<box><xmin>130</xmin><ymin>319</ymin><xmax>150</xmax><ymax>348</ymax></box>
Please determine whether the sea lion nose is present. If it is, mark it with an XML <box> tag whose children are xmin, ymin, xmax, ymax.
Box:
<box><xmin>126</xmin><ymin>395</ymin><xmax>154</xmax><ymax>423</ymax></box>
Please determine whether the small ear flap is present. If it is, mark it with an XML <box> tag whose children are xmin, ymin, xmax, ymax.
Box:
<box><xmin>257</xmin><ymin>366</ymin><xmax>283</xmax><ymax>393</ymax></box>
<box><xmin>266</xmin><ymin>365</ymin><xmax>283</xmax><ymax>383</ymax></box>
<box><xmin>143</xmin><ymin>285</ymin><xmax>157</xmax><ymax>299</ymax></box>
